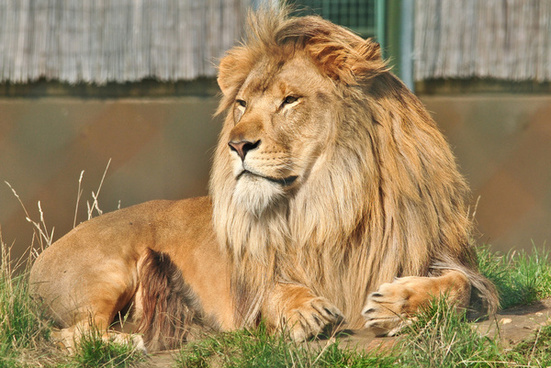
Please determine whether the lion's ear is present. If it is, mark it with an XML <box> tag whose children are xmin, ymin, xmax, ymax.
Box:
<box><xmin>354</xmin><ymin>39</ymin><xmax>383</xmax><ymax>66</ymax></box>
<box><xmin>216</xmin><ymin>47</ymin><xmax>255</xmax><ymax>115</ymax></box>
<box><xmin>306</xmin><ymin>37</ymin><xmax>386</xmax><ymax>85</ymax></box>
<box><xmin>217</xmin><ymin>52</ymin><xmax>241</xmax><ymax>96</ymax></box>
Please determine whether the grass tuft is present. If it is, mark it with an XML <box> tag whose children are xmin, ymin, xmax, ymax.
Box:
<box><xmin>66</xmin><ymin>328</ymin><xmax>147</xmax><ymax>368</ymax></box>
<box><xmin>397</xmin><ymin>298</ymin><xmax>505</xmax><ymax>367</ymax></box>
<box><xmin>0</xmin><ymin>234</ymin><xmax>58</xmax><ymax>367</ymax></box>
<box><xmin>174</xmin><ymin>324</ymin><xmax>395</xmax><ymax>368</ymax></box>
<box><xmin>478</xmin><ymin>245</ymin><xmax>551</xmax><ymax>309</ymax></box>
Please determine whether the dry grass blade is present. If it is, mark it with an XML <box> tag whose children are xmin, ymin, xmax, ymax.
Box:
<box><xmin>73</xmin><ymin>170</ymin><xmax>85</xmax><ymax>229</ymax></box>
<box><xmin>86</xmin><ymin>159</ymin><xmax>111</xmax><ymax>220</ymax></box>
<box><xmin>4</xmin><ymin>182</ymin><xmax>55</xmax><ymax>251</ymax></box>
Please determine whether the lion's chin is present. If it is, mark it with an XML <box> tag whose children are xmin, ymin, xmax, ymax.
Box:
<box><xmin>233</xmin><ymin>174</ymin><xmax>285</xmax><ymax>217</ymax></box>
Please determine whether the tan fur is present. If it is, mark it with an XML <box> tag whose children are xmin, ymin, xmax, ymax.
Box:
<box><xmin>29</xmin><ymin>8</ymin><xmax>498</xmax><ymax>351</ymax></box>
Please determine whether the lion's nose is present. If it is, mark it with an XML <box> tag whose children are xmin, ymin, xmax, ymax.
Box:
<box><xmin>228</xmin><ymin>140</ymin><xmax>261</xmax><ymax>160</ymax></box>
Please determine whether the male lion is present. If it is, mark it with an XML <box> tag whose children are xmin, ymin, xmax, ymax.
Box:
<box><xmin>30</xmin><ymin>9</ymin><xmax>498</xmax><ymax>351</ymax></box>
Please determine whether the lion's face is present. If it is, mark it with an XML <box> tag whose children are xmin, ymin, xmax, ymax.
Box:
<box><xmin>224</xmin><ymin>55</ymin><xmax>336</xmax><ymax>215</ymax></box>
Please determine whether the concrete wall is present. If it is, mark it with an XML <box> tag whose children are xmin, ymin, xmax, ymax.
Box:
<box><xmin>421</xmin><ymin>95</ymin><xmax>551</xmax><ymax>252</ymax></box>
<box><xmin>1</xmin><ymin>94</ymin><xmax>550</xmax><ymax>262</ymax></box>
<box><xmin>0</xmin><ymin>96</ymin><xmax>221</xmax><ymax>261</ymax></box>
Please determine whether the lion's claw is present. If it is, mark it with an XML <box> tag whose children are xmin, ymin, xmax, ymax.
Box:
<box><xmin>286</xmin><ymin>297</ymin><xmax>344</xmax><ymax>341</ymax></box>
<box><xmin>362</xmin><ymin>279</ymin><xmax>414</xmax><ymax>336</ymax></box>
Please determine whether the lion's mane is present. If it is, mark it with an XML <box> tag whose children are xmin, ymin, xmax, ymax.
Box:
<box><xmin>210</xmin><ymin>9</ymin><xmax>498</xmax><ymax>328</ymax></box>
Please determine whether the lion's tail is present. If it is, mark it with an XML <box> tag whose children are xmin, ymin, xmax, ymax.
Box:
<box><xmin>136</xmin><ymin>248</ymin><xmax>207</xmax><ymax>351</ymax></box>
<box><xmin>463</xmin><ymin>265</ymin><xmax>500</xmax><ymax>315</ymax></box>
<box><xmin>433</xmin><ymin>254</ymin><xmax>500</xmax><ymax>316</ymax></box>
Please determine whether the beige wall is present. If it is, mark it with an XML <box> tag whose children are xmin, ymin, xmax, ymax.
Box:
<box><xmin>421</xmin><ymin>95</ymin><xmax>551</xmax><ymax>252</ymax></box>
<box><xmin>1</xmin><ymin>94</ymin><xmax>550</xmax><ymax>262</ymax></box>
<box><xmin>0</xmin><ymin>97</ymin><xmax>221</xmax><ymax>261</ymax></box>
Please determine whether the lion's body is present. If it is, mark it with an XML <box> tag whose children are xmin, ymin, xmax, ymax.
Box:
<box><xmin>29</xmin><ymin>8</ymin><xmax>498</xmax><ymax>351</ymax></box>
<box><xmin>30</xmin><ymin>198</ymin><xmax>234</xmax><ymax>349</ymax></box>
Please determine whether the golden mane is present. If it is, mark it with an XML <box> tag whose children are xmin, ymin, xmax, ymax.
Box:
<box><xmin>211</xmin><ymin>8</ymin><xmax>498</xmax><ymax>328</ymax></box>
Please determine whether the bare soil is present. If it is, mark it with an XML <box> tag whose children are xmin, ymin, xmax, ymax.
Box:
<box><xmin>477</xmin><ymin>297</ymin><xmax>551</xmax><ymax>347</ymax></box>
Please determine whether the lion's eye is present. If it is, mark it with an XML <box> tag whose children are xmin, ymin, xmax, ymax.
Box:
<box><xmin>236</xmin><ymin>99</ymin><xmax>247</xmax><ymax>108</ymax></box>
<box><xmin>282</xmin><ymin>96</ymin><xmax>299</xmax><ymax>106</ymax></box>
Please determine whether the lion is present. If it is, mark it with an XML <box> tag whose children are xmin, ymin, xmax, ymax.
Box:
<box><xmin>29</xmin><ymin>8</ymin><xmax>498</xmax><ymax>352</ymax></box>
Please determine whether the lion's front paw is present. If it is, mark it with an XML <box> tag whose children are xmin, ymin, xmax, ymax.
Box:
<box><xmin>283</xmin><ymin>297</ymin><xmax>344</xmax><ymax>341</ymax></box>
<box><xmin>362</xmin><ymin>272</ymin><xmax>471</xmax><ymax>336</ymax></box>
<box><xmin>362</xmin><ymin>277</ymin><xmax>421</xmax><ymax>336</ymax></box>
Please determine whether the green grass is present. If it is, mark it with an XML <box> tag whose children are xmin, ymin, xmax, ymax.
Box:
<box><xmin>174</xmin><ymin>301</ymin><xmax>504</xmax><ymax>368</ymax></box>
<box><xmin>174</xmin><ymin>296</ymin><xmax>551</xmax><ymax>368</ymax></box>
<box><xmin>63</xmin><ymin>328</ymin><xmax>146</xmax><ymax>368</ymax></box>
<box><xmin>396</xmin><ymin>298</ymin><xmax>505</xmax><ymax>367</ymax></box>
<box><xmin>0</xmin><ymin>240</ymin><xmax>55</xmax><ymax>368</ymax></box>
<box><xmin>477</xmin><ymin>245</ymin><xmax>551</xmax><ymax>309</ymax></box>
<box><xmin>174</xmin><ymin>324</ymin><xmax>396</xmax><ymax>368</ymax></box>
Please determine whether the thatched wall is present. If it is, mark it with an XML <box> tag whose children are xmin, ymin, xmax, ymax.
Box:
<box><xmin>0</xmin><ymin>0</ymin><xmax>249</xmax><ymax>84</ymax></box>
<box><xmin>414</xmin><ymin>0</ymin><xmax>551</xmax><ymax>82</ymax></box>
<box><xmin>3</xmin><ymin>0</ymin><xmax>550</xmax><ymax>84</ymax></box>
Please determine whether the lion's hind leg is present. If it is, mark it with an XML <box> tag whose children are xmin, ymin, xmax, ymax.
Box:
<box><xmin>53</xmin><ymin>311</ymin><xmax>146</xmax><ymax>354</ymax></box>
<box><xmin>362</xmin><ymin>270</ymin><xmax>471</xmax><ymax>336</ymax></box>
<box><xmin>33</xmin><ymin>260</ymin><xmax>146</xmax><ymax>353</ymax></box>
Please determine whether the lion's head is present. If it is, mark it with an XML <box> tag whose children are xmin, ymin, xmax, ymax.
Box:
<box><xmin>211</xmin><ymin>11</ymin><xmax>388</xmax><ymax>257</ymax></box>
<box><xmin>210</xmin><ymin>9</ymin><xmax>496</xmax><ymax>327</ymax></box>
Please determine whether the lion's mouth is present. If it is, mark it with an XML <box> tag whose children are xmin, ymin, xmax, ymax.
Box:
<box><xmin>238</xmin><ymin>170</ymin><xmax>298</xmax><ymax>187</ymax></box>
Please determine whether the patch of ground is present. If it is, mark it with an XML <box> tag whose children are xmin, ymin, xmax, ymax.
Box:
<box><xmin>477</xmin><ymin>297</ymin><xmax>551</xmax><ymax>347</ymax></box>
<box><xmin>146</xmin><ymin>298</ymin><xmax>551</xmax><ymax>367</ymax></box>
<box><xmin>148</xmin><ymin>350</ymin><xmax>178</xmax><ymax>368</ymax></box>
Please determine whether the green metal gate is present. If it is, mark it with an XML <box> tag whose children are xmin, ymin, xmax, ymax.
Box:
<box><xmin>289</xmin><ymin>0</ymin><xmax>385</xmax><ymax>50</ymax></box>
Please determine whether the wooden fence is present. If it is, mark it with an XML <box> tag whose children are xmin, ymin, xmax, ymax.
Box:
<box><xmin>414</xmin><ymin>0</ymin><xmax>551</xmax><ymax>82</ymax></box>
<box><xmin>0</xmin><ymin>0</ymin><xmax>249</xmax><ymax>84</ymax></box>
<box><xmin>2</xmin><ymin>0</ymin><xmax>550</xmax><ymax>84</ymax></box>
